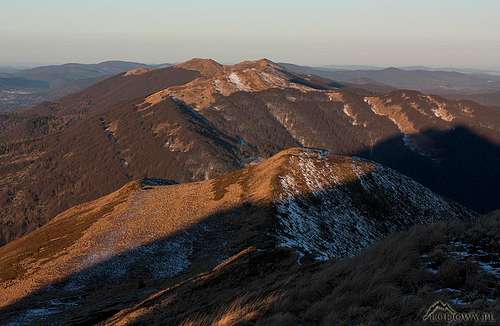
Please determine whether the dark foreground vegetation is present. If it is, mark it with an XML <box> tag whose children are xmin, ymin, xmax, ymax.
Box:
<box><xmin>109</xmin><ymin>212</ymin><xmax>499</xmax><ymax>325</ymax></box>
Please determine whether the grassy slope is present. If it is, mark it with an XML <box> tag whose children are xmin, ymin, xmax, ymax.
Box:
<box><xmin>106</xmin><ymin>213</ymin><xmax>499</xmax><ymax>326</ymax></box>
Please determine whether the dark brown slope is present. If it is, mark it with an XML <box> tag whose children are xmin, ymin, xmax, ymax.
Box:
<box><xmin>0</xmin><ymin>66</ymin><xmax>236</xmax><ymax>245</ymax></box>
<box><xmin>0</xmin><ymin>148</ymin><xmax>474</xmax><ymax>325</ymax></box>
<box><xmin>0</xmin><ymin>66</ymin><xmax>199</xmax><ymax>141</ymax></box>
<box><xmin>0</xmin><ymin>95</ymin><xmax>242</xmax><ymax>245</ymax></box>
<box><xmin>27</xmin><ymin>66</ymin><xmax>199</xmax><ymax>118</ymax></box>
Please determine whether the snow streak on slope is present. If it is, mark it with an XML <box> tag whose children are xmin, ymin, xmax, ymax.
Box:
<box><xmin>343</xmin><ymin>104</ymin><xmax>366</xmax><ymax>127</ymax></box>
<box><xmin>275</xmin><ymin>150</ymin><xmax>467</xmax><ymax>261</ymax></box>
<box><xmin>351</xmin><ymin>158</ymin><xmax>459</xmax><ymax>223</ymax></box>
<box><xmin>264</xmin><ymin>102</ymin><xmax>309</xmax><ymax>147</ymax></box>
<box><xmin>363</xmin><ymin>96</ymin><xmax>433</xmax><ymax>156</ymax></box>
<box><xmin>276</xmin><ymin>154</ymin><xmax>378</xmax><ymax>260</ymax></box>
<box><xmin>229</xmin><ymin>72</ymin><xmax>252</xmax><ymax>92</ymax></box>
<box><xmin>424</xmin><ymin>96</ymin><xmax>455</xmax><ymax>122</ymax></box>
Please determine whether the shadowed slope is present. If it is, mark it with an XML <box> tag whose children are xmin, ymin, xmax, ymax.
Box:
<box><xmin>0</xmin><ymin>94</ymin><xmax>242</xmax><ymax>245</ymax></box>
<box><xmin>105</xmin><ymin>214</ymin><xmax>498</xmax><ymax>326</ymax></box>
<box><xmin>358</xmin><ymin>126</ymin><xmax>500</xmax><ymax>213</ymax></box>
<box><xmin>28</xmin><ymin>66</ymin><xmax>200</xmax><ymax>118</ymax></box>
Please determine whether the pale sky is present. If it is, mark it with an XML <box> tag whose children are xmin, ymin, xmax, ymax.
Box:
<box><xmin>1</xmin><ymin>0</ymin><xmax>500</xmax><ymax>68</ymax></box>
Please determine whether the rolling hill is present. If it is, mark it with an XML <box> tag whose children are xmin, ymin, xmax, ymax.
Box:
<box><xmin>280</xmin><ymin>63</ymin><xmax>500</xmax><ymax>96</ymax></box>
<box><xmin>0</xmin><ymin>61</ymin><xmax>163</xmax><ymax>112</ymax></box>
<box><xmin>0</xmin><ymin>148</ymin><xmax>476</xmax><ymax>325</ymax></box>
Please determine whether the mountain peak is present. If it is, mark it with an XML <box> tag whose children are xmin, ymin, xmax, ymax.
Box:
<box><xmin>382</xmin><ymin>67</ymin><xmax>403</xmax><ymax>72</ymax></box>
<box><xmin>234</xmin><ymin>58</ymin><xmax>279</xmax><ymax>69</ymax></box>
<box><xmin>149</xmin><ymin>58</ymin><xmax>316</xmax><ymax>110</ymax></box>
<box><xmin>177</xmin><ymin>58</ymin><xmax>224</xmax><ymax>76</ymax></box>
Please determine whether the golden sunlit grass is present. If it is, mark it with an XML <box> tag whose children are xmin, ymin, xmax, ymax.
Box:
<box><xmin>181</xmin><ymin>292</ymin><xmax>283</xmax><ymax>326</ymax></box>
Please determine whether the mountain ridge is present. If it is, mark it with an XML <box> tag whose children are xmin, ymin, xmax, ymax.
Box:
<box><xmin>0</xmin><ymin>147</ymin><xmax>474</xmax><ymax>324</ymax></box>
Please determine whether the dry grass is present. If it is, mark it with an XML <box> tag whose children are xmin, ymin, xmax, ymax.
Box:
<box><xmin>259</xmin><ymin>214</ymin><xmax>499</xmax><ymax>325</ymax></box>
<box><xmin>115</xmin><ymin>213</ymin><xmax>498</xmax><ymax>326</ymax></box>
<box><xmin>180</xmin><ymin>293</ymin><xmax>283</xmax><ymax>326</ymax></box>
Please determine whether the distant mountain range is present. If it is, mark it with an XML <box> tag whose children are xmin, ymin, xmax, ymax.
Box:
<box><xmin>319</xmin><ymin>64</ymin><xmax>500</xmax><ymax>75</ymax></box>
<box><xmin>444</xmin><ymin>90</ymin><xmax>500</xmax><ymax>107</ymax></box>
<box><xmin>281</xmin><ymin>63</ymin><xmax>500</xmax><ymax>101</ymax></box>
<box><xmin>0</xmin><ymin>61</ymin><xmax>169</xmax><ymax>112</ymax></box>
<box><xmin>2</xmin><ymin>61</ymin><xmax>500</xmax><ymax>113</ymax></box>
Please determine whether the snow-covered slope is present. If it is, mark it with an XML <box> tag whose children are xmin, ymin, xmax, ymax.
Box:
<box><xmin>274</xmin><ymin>149</ymin><xmax>470</xmax><ymax>260</ymax></box>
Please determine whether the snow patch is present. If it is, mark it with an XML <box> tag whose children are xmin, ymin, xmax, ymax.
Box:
<box><xmin>449</xmin><ymin>241</ymin><xmax>500</xmax><ymax>278</ymax></box>
<box><xmin>276</xmin><ymin>153</ymin><xmax>460</xmax><ymax>260</ymax></box>
<box><xmin>213</xmin><ymin>79</ymin><xmax>224</xmax><ymax>93</ymax></box>
<box><xmin>434</xmin><ymin>288</ymin><xmax>462</xmax><ymax>294</ymax></box>
<box><xmin>364</xmin><ymin>97</ymin><xmax>431</xmax><ymax>157</ymax></box>
<box><xmin>450</xmin><ymin>298</ymin><xmax>469</xmax><ymax>306</ymax></box>
<box><xmin>229</xmin><ymin>72</ymin><xmax>251</xmax><ymax>91</ymax></box>
<box><xmin>342</xmin><ymin>104</ymin><xmax>363</xmax><ymax>126</ymax></box>
<box><xmin>425</xmin><ymin>96</ymin><xmax>455</xmax><ymax>122</ymax></box>
<box><xmin>6</xmin><ymin>307</ymin><xmax>60</xmax><ymax>325</ymax></box>
<box><xmin>275</xmin><ymin>153</ymin><xmax>463</xmax><ymax>261</ymax></box>
<box><xmin>124</xmin><ymin>67</ymin><xmax>151</xmax><ymax>76</ymax></box>
<box><xmin>275</xmin><ymin>155</ymin><xmax>379</xmax><ymax>260</ymax></box>
<box><xmin>259</xmin><ymin>71</ymin><xmax>285</xmax><ymax>86</ymax></box>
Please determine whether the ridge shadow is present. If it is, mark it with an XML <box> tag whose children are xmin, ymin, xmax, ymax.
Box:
<box><xmin>355</xmin><ymin>125</ymin><xmax>500</xmax><ymax>213</ymax></box>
